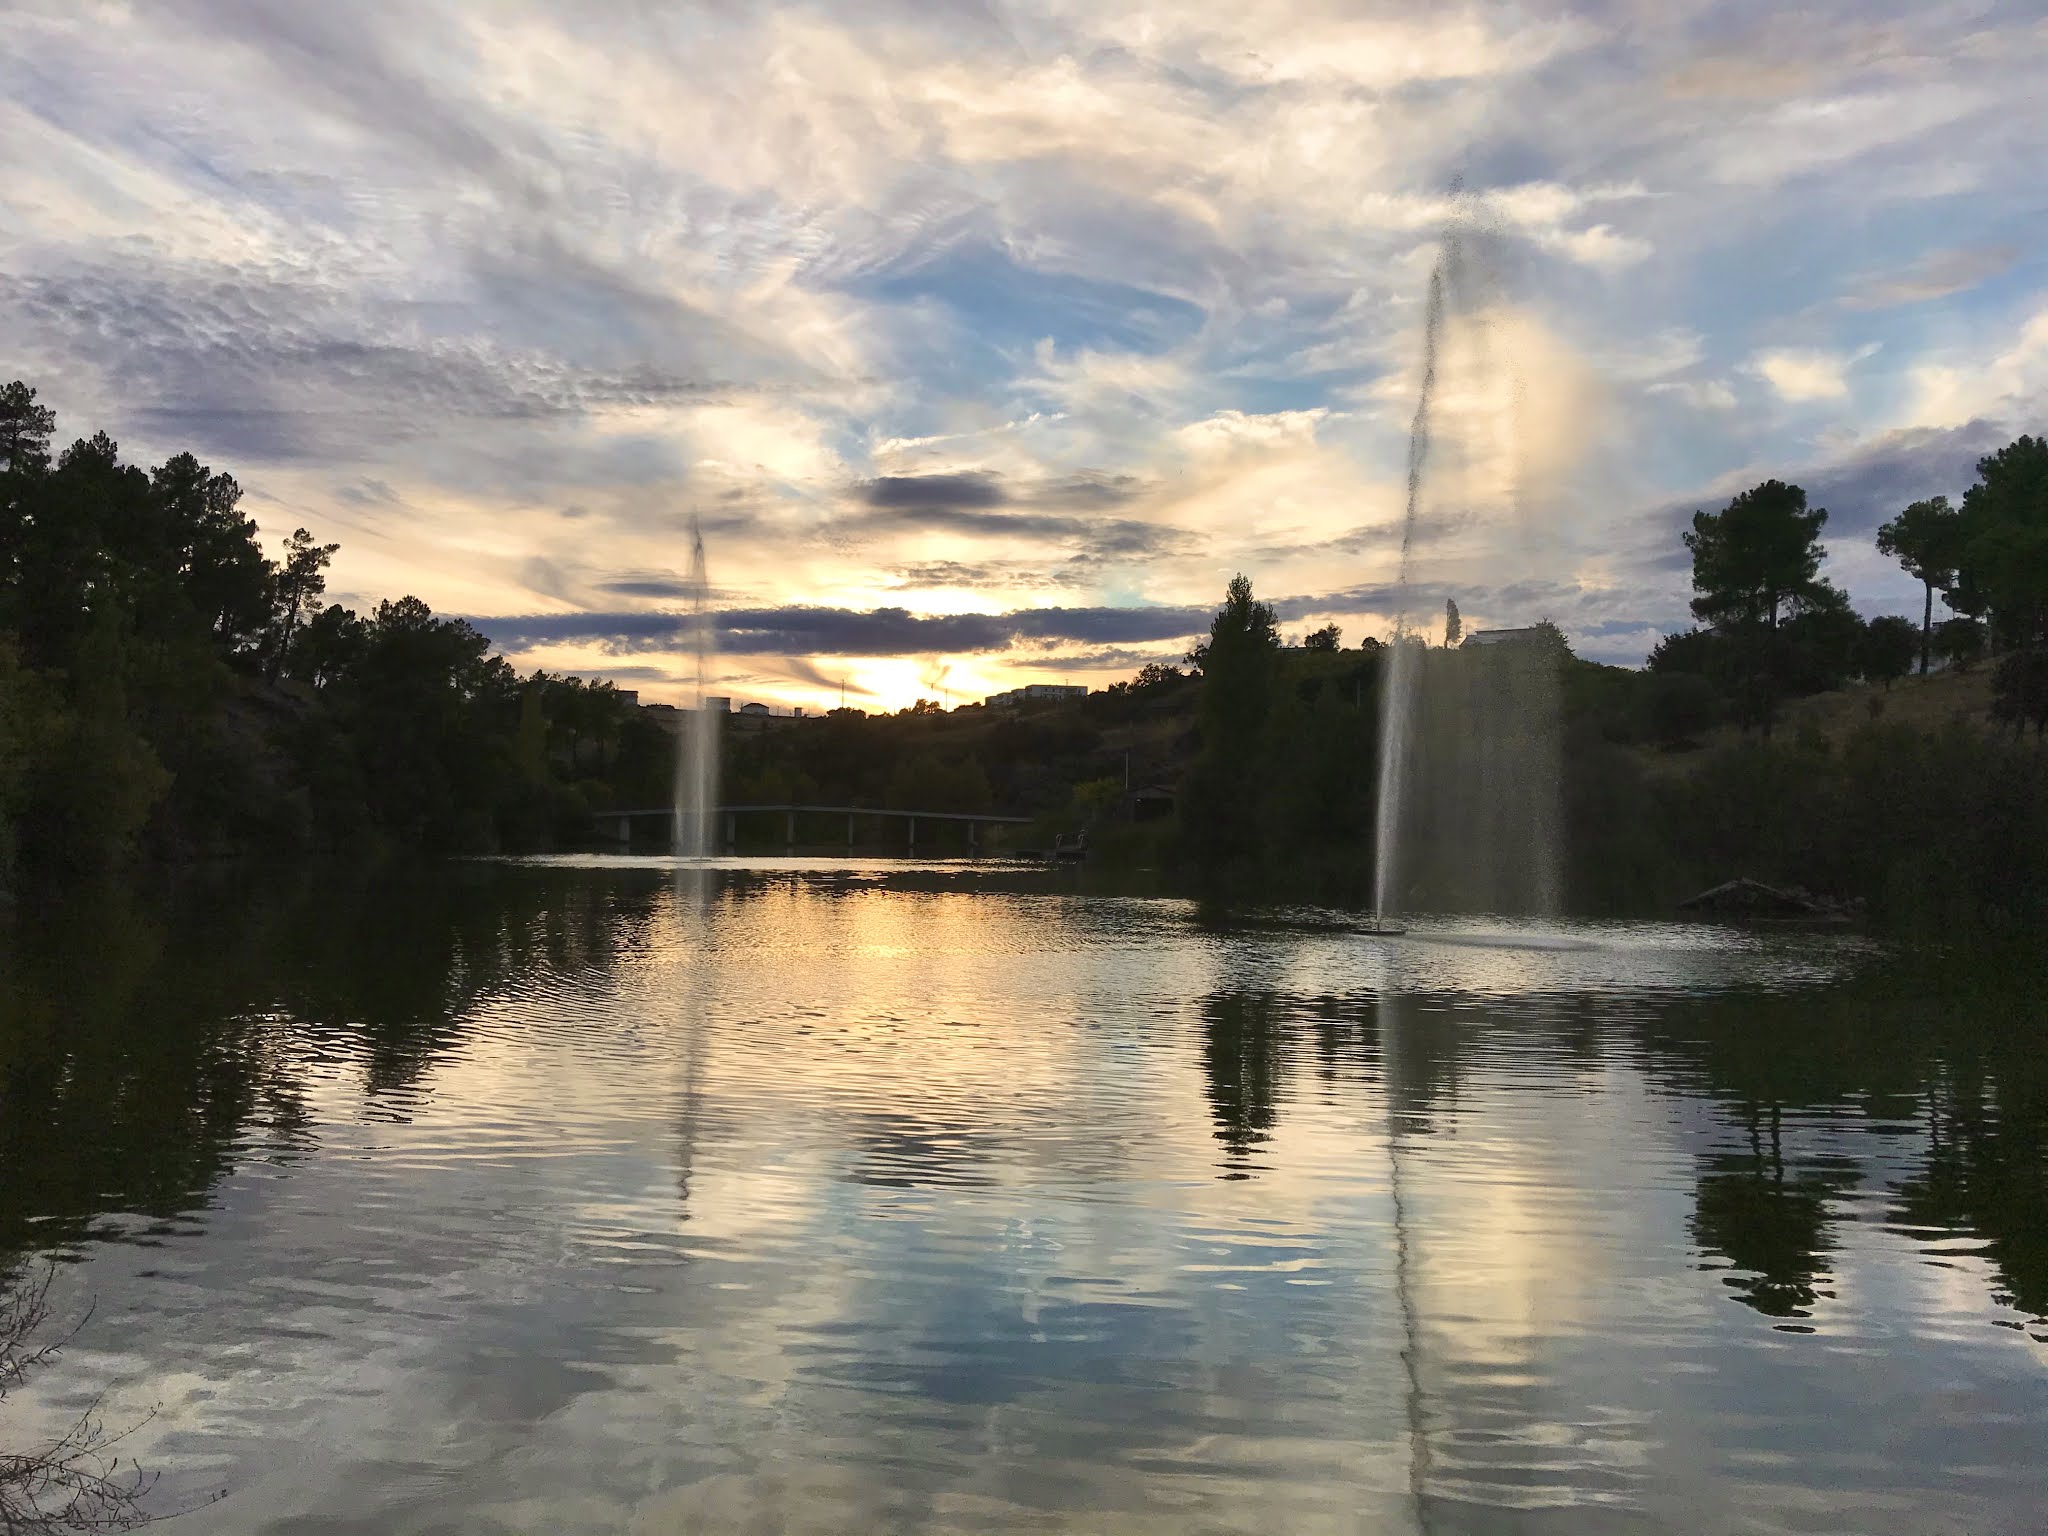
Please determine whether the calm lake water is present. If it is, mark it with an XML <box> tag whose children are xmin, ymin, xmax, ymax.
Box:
<box><xmin>2</xmin><ymin>860</ymin><xmax>2044</xmax><ymax>1534</ymax></box>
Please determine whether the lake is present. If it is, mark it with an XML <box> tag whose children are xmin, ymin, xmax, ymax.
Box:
<box><xmin>2</xmin><ymin>859</ymin><xmax>2043</xmax><ymax>1534</ymax></box>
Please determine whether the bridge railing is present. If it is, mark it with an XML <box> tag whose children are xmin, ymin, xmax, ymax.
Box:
<box><xmin>593</xmin><ymin>802</ymin><xmax>1041</xmax><ymax>853</ymax></box>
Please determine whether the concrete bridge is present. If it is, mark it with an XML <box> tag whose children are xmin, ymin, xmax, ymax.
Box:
<box><xmin>598</xmin><ymin>803</ymin><xmax>1037</xmax><ymax>854</ymax></box>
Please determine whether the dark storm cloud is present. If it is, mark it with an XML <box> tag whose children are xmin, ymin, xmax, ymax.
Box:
<box><xmin>1629</xmin><ymin>417</ymin><xmax>2011</xmax><ymax>568</ymax></box>
<box><xmin>847</xmin><ymin>468</ymin><xmax>1173</xmax><ymax>559</ymax></box>
<box><xmin>1800</xmin><ymin>420</ymin><xmax>2007</xmax><ymax>535</ymax></box>
<box><xmin>469</xmin><ymin>600</ymin><xmax>1214</xmax><ymax>658</ymax></box>
<box><xmin>862</xmin><ymin>472</ymin><xmax>1009</xmax><ymax>510</ymax></box>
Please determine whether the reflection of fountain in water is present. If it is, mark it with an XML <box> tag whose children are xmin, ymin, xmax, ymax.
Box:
<box><xmin>672</xmin><ymin>520</ymin><xmax>720</xmax><ymax>860</ymax></box>
<box><xmin>1381</xmin><ymin>994</ymin><xmax>1436</xmax><ymax>1536</ymax></box>
<box><xmin>1373</xmin><ymin>222</ymin><xmax>1564</xmax><ymax>921</ymax></box>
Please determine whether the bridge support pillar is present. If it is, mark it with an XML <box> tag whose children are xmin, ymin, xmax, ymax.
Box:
<box><xmin>907</xmin><ymin>815</ymin><xmax>917</xmax><ymax>854</ymax></box>
<box><xmin>786</xmin><ymin>810</ymin><xmax>796</xmax><ymax>850</ymax></box>
<box><xmin>724</xmin><ymin>812</ymin><xmax>736</xmax><ymax>853</ymax></box>
<box><xmin>968</xmin><ymin>820</ymin><xmax>978</xmax><ymax>855</ymax></box>
<box><xmin>846</xmin><ymin>812</ymin><xmax>855</xmax><ymax>848</ymax></box>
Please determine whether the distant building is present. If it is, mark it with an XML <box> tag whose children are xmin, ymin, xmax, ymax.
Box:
<box><xmin>614</xmin><ymin>689</ymin><xmax>639</xmax><ymax>708</ymax></box>
<box><xmin>705</xmin><ymin>696</ymin><xmax>731</xmax><ymax>712</ymax></box>
<box><xmin>738</xmin><ymin>701</ymin><xmax>770</xmax><ymax>715</ymax></box>
<box><xmin>984</xmin><ymin>683</ymin><xmax>1088</xmax><ymax>709</ymax></box>
<box><xmin>1461</xmin><ymin>627</ymin><xmax>1544</xmax><ymax>648</ymax></box>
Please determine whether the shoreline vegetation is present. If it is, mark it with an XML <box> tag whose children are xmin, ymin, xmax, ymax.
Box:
<box><xmin>2</xmin><ymin>380</ymin><xmax>2043</xmax><ymax>928</ymax></box>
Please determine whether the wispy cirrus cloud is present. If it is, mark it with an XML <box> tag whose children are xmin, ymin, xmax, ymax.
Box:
<box><xmin>3</xmin><ymin>0</ymin><xmax>2045</xmax><ymax>705</ymax></box>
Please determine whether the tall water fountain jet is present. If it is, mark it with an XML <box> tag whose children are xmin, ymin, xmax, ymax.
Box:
<box><xmin>1372</xmin><ymin>228</ymin><xmax>1565</xmax><ymax>922</ymax></box>
<box><xmin>671</xmin><ymin>520</ymin><xmax>720</xmax><ymax>860</ymax></box>
<box><xmin>1372</xmin><ymin>253</ymin><xmax>1450</xmax><ymax>926</ymax></box>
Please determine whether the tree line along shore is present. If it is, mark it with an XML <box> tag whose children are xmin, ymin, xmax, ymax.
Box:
<box><xmin>3</xmin><ymin>380</ymin><xmax>2043</xmax><ymax>925</ymax></box>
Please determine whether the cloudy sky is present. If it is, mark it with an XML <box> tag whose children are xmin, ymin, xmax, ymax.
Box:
<box><xmin>5</xmin><ymin>0</ymin><xmax>2045</xmax><ymax>708</ymax></box>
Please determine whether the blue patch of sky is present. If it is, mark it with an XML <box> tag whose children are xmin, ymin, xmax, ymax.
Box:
<box><xmin>860</xmin><ymin>240</ymin><xmax>1205</xmax><ymax>370</ymax></box>
<box><xmin>1226</xmin><ymin>375</ymin><xmax>1352</xmax><ymax>416</ymax></box>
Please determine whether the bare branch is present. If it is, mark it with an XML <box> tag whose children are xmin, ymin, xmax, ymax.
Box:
<box><xmin>0</xmin><ymin>1261</ymin><xmax>212</xmax><ymax>1534</ymax></box>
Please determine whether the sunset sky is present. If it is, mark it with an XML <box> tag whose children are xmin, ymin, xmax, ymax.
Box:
<box><xmin>5</xmin><ymin>0</ymin><xmax>2045</xmax><ymax>710</ymax></box>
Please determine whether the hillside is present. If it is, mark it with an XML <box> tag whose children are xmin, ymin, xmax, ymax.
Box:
<box><xmin>1642</xmin><ymin>665</ymin><xmax>2000</xmax><ymax>779</ymax></box>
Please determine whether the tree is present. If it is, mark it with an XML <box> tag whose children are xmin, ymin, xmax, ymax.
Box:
<box><xmin>1859</xmin><ymin>614</ymin><xmax>1916</xmax><ymax>691</ymax></box>
<box><xmin>1876</xmin><ymin>496</ymin><xmax>1965</xmax><ymax>675</ymax></box>
<box><xmin>0</xmin><ymin>382</ymin><xmax>59</xmax><ymax>612</ymax></box>
<box><xmin>1182</xmin><ymin>575</ymin><xmax>1281</xmax><ymax>870</ymax></box>
<box><xmin>1647</xmin><ymin>628</ymin><xmax>1723</xmax><ymax>677</ymax></box>
<box><xmin>1443</xmin><ymin>598</ymin><xmax>1461</xmax><ymax>649</ymax></box>
<box><xmin>267</xmin><ymin>528</ymin><xmax>339</xmax><ymax>679</ymax></box>
<box><xmin>1303</xmin><ymin>623</ymin><xmax>1341</xmax><ymax>652</ymax></box>
<box><xmin>0</xmin><ymin>380</ymin><xmax>57</xmax><ymax>476</ymax></box>
<box><xmin>1133</xmin><ymin>661</ymin><xmax>1184</xmax><ymax>691</ymax></box>
<box><xmin>1955</xmin><ymin>435</ymin><xmax>2048</xmax><ymax>651</ymax></box>
<box><xmin>1683</xmin><ymin>480</ymin><xmax>1830</xmax><ymax>733</ymax></box>
<box><xmin>1935</xmin><ymin>615</ymin><xmax>1985</xmax><ymax>672</ymax></box>
<box><xmin>148</xmin><ymin>454</ymin><xmax>272</xmax><ymax>653</ymax></box>
<box><xmin>1185</xmin><ymin>575</ymin><xmax>1278</xmax><ymax>676</ymax></box>
<box><xmin>1780</xmin><ymin>583</ymin><xmax>1863</xmax><ymax>697</ymax></box>
<box><xmin>285</xmin><ymin>604</ymin><xmax>366</xmax><ymax>689</ymax></box>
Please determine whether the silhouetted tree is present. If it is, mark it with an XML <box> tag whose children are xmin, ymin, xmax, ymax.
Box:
<box><xmin>1950</xmin><ymin>437</ymin><xmax>2048</xmax><ymax>736</ymax></box>
<box><xmin>1683</xmin><ymin>480</ymin><xmax>1830</xmax><ymax>733</ymax></box>
<box><xmin>0</xmin><ymin>383</ymin><xmax>57</xmax><ymax>599</ymax></box>
<box><xmin>1876</xmin><ymin>495</ymin><xmax>1965</xmax><ymax>675</ymax></box>
<box><xmin>1955</xmin><ymin>435</ymin><xmax>2048</xmax><ymax>652</ymax></box>
<box><xmin>1935</xmin><ymin>615</ymin><xmax>1985</xmax><ymax>672</ymax></box>
<box><xmin>1859</xmin><ymin>614</ymin><xmax>1916</xmax><ymax>691</ymax></box>
<box><xmin>1647</xmin><ymin>627</ymin><xmax>1718</xmax><ymax>675</ymax></box>
<box><xmin>146</xmin><ymin>454</ymin><xmax>271</xmax><ymax>654</ymax></box>
<box><xmin>267</xmin><ymin>528</ymin><xmax>338</xmax><ymax>680</ymax></box>
<box><xmin>1182</xmin><ymin>575</ymin><xmax>1281</xmax><ymax>872</ymax></box>
<box><xmin>1443</xmin><ymin>598</ymin><xmax>1461</xmax><ymax>649</ymax></box>
<box><xmin>1303</xmin><ymin>622</ymin><xmax>1341</xmax><ymax>652</ymax></box>
<box><xmin>0</xmin><ymin>381</ymin><xmax>56</xmax><ymax>477</ymax></box>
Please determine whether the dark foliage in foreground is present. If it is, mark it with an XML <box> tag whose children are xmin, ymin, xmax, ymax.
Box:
<box><xmin>0</xmin><ymin>383</ymin><xmax>670</xmax><ymax>888</ymax></box>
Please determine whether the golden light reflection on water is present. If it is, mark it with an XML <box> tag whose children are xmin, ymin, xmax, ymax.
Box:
<box><xmin>1</xmin><ymin>864</ymin><xmax>2039</xmax><ymax>1535</ymax></box>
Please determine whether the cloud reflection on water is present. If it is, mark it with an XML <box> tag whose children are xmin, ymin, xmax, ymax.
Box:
<box><xmin>0</xmin><ymin>864</ymin><xmax>2041</xmax><ymax>1533</ymax></box>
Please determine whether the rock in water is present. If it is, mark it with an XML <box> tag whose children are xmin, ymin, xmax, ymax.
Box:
<box><xmin>1678</xmin><ymin>878</ymin><xmax>1837</xmax><ymax>919</ymax></box>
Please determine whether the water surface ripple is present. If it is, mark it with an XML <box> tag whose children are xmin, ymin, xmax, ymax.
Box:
<box><xmin>1</xmin><ymin>861</ymin><xmax>2042</xmax><ymax>1534</ymax></box>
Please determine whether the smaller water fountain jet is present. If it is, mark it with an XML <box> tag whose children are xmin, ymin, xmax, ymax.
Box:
<box><xmin>672</xmin><ymin>519</ymin><xmax>720</xmax><ymax>861</ymax></box>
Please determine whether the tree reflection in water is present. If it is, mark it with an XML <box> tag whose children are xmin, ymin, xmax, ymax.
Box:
<box><xmin>1198</xmin><ymin>991</ymin><xmax>1284</xmax><ymax>1179</ymax></box>
<box><xmin>0</xmin><ymin>864</ymin><xmax>658</xmax><ymax>1266</ymax></box>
